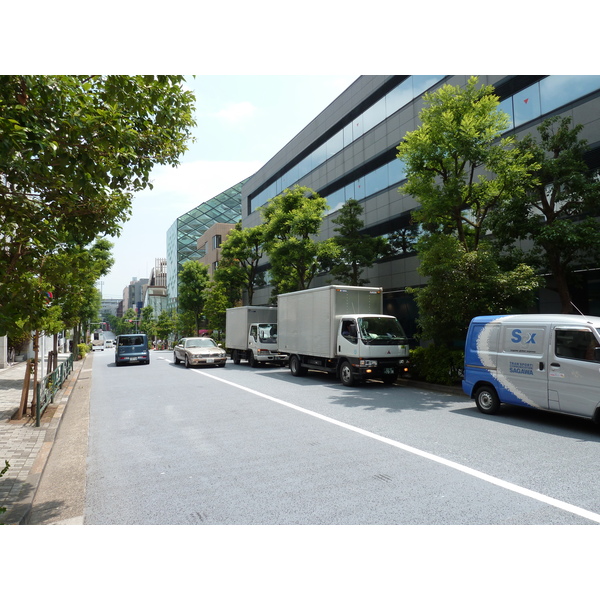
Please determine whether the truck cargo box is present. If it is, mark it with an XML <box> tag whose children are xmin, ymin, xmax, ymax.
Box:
<box><xmin>225</xmin><ymin>306</ymin><xmax>279</xmax><ymax>350</ymax></box>
<box><xmin>277</xmin><ymin>286</ymin><xmax>384</xmax><ymax>358</ymax></box>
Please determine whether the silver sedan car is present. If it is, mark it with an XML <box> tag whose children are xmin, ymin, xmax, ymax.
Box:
<box><xmin>174</xmin><ymin>337</ymin><xmax>227</xmax><ymax>368</ymax></box>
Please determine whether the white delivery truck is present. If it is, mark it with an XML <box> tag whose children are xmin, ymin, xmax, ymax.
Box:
<box><xmin>277</xmin><ymin>285</ymin><xmax>410</xmax><ymax>386</ymax></box>
<box><xmin>463</xmin><ymin>314</ymin><xmax>600</xmax><ymax>423</ymax></box>
<box><xmin>225</xmin><ymin>306</ymin><xmax>288</xmax><ymax>367</ymax></box>
<box><xmin>91</xmin><ymin>329</ymin><xmax>104</xmax><ymax>351</ymax></box>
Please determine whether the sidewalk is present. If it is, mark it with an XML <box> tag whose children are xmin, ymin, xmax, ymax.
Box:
<box><xmin>0</xmin><ymin>352</ymin><xmax>89</xmax><ymax>525</ymax></box>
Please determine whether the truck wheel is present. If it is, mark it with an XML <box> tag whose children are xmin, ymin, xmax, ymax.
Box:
<box><xmin>340</xmin><ymin>361</ymin><xmax>356</xmax><ymax>387</ymax></box>
<box><xmin>475</xmin><ymin>385</ymin><xmax>500</xmax><ymax>415</ymax></box>
<box><xmin>289</xmin><ymin>355</ymin><xmax>305</xmax><ymax>377</ymax></box>
<box><xmin>232</xmin><ymin>350</ymin><xmax>241</xmax><ymax>365</ymax></box>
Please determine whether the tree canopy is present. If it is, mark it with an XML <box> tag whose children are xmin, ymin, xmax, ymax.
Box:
<box><xmin>260</xmin><ymin>185</ymin><xmax>338</xmax><ymax>297</ymax></box>
<box><xmin>178</xmin><ymin>260</ymin><xmax>210</xmax><ymax>334</ymax></box>
<box><xmin>329</xmin><ymin>198</ymin><xmax>389</xmax><ymax>286</ymax></box>
<box><xmin>489</xmin><ymin>116</ymin><xmax>600</xmax><ymax>313</ymax></box>
<box><xmin>217</xmin><ymin>221</ymin><xmax>266</xmax><ymax>305</ymax></box>
<box><xmin>397</xmin><ymin>76</ymin><xmax>540</xmax><ymax>345</ymax></box>
<box><xmin>0</xmin><ymin>75</ymin><xmax>196</xmax><ymax>336</ymax></box>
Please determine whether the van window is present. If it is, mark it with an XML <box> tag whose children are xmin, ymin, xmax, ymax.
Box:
<box><xmin>119</xmin><ymin>336</ymin><xmax>144</xmax><ymax>346</ymax></box>
<box><xmin>555</xmin><ymin>329</ymin><xmax>600</xmax><ymax>361</ymax></box>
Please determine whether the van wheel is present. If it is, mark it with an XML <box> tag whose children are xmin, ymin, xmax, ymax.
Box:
<box><xmin>475</xmin><ymin>385</ymin><xmax>500</xmax><ymax>415</ymax></box>
<box><xmin>340</xmin><ymin>361</ymin><xmax>356</xmax><ymax>387</ymax></box>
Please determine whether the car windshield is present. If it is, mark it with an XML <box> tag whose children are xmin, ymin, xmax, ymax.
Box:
<box><xmin>185</xmin><ymin>338</ymin><xmax>217</xmax><ymax>348</ymax></box>
<box><xmin>357</xmin><ymin>317</ymin><xmax>407</xmax><ymax>345</ymax></box>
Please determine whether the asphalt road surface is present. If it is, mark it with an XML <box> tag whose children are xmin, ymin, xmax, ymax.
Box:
<box><xmin>65</xmin><ymin>348</ymin><xmax>600</xmax><ymax>526</ymax></box>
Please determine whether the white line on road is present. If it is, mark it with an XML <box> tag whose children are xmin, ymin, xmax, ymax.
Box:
<box><xmin>194</xmin><ymin>367</ymin><xmax>600</xmax><ymax>524</ymax></box>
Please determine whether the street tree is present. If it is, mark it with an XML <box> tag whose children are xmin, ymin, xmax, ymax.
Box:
<box><xmin>0</xmin><ymin>75</ymin><xmax>196</xmax><ymax>336</ymax></box>
<box><xmin>140</xmin><ymin>305</ymin><xmax>156</xmax><ymax>339</ymax></box>
<box><xmin>122</xmin><ymin>308</ymin><xmax>138</xmax><ymax>334</ymax></box>
<box><xmin>260</xmin><ymin>185</ymin><xmax>338</xmax><ymax>297</ymax></box>
<box><xmin>178</xmin><ymin>261</ymin><xmax>210</xmax><ymax>334</ymax></box>
<box><xmin>202</xmin><ymin>281</ymin><xmax>230</xmax><ymax>338</ymax></box>
<box><xmin>397</xmin><ymin>76</ymin><xmax>540</xmax><ymax>345</ymax></box>
<box><xmin>489</xmin><ymin>116</ymin><xmax>600</xmax><ymax>313</ymax></box>
<box><xmin>218</xmin><ymin>222</ymin><xmax>266</xmax><ymax>305</ymax></box>
<box><xmin>329</xmin><ymin>198</ymin><xmax>389</xmax><ymax>286</ymax></box>
<box><xmin>156</xmin><ymin>310</ymin><xmax>176</xmax><ymax>348</ymax></box>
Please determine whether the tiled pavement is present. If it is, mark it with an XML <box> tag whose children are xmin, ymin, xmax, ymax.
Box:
<box><xmin>0</xmin><ymin>353</ymin><xmax>87</xmax><ymax>525</ymax></box>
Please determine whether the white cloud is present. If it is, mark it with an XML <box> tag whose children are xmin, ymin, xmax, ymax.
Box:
<box><xmin>215</xmin><ymin>101</ymin><xmax>257</xmax><ymax>123</ymax></box>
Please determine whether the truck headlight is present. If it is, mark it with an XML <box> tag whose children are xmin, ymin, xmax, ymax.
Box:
<box><xmin>360</xmin><ymin>359</ymin><xmax>378</xmax><ymax>367</ymax></box>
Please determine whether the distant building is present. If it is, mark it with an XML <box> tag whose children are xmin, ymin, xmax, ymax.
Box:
<box><xmin>166</xmin><ymin>179</ymin><xmax>247</xmax><ymax>310</ymax></box>
<box><xmin>100</xmin><ymin>298</ymin><xmax>121</xmax><ymax>317</ymax></box>
<box><xmin>144</xmin><ymin>258</ymin><xmax>168</xmax><ymax>317</ymax></box>
<box><xmin>197</xmin><ymin>223</ymin><xmax>236</xmax><ymax>277</ymax></box>
<box><xmin>123</xmin><ymin>277</ymin><xmax>149</xmax><ymax>316</ymax></box>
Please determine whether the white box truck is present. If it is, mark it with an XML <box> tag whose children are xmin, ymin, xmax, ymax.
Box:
<box><xmin>225</xmin><ymin>306</ymin><xmax>288</xmax><ymax>367</ymax></box>
<box><xmin>91</xmin><ymin>329</ymin><xmax>104</xmax><ymax>351</ymax></box>
<box><xmin>463</xmin><ymin>314</ymin><xmax>600</xmax><ymax>423</ymax></box>
<box><xmin>277</xmin><ymin>285</ymin><xmax>410</xmax><ymax>386</ymax></box>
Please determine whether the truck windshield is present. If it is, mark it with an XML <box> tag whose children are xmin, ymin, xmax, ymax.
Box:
<box><xmin>258</xmin><ymin>324</ymin><xmax>277</xmax><ymax>344</ymax></box>
<box><xmin>358</xmin><ymin>317</ymin><xmax>407</xmax><ymax>345</ymax></box>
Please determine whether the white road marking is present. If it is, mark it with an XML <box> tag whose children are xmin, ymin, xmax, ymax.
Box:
<box><xmin>194</xmin><ymin>368</ymin><xmax>600</xmax><ymax>524</ymax></box>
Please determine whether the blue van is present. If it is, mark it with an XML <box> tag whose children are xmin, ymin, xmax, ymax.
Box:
<box><xmin>463</xmin><ymin>314</ymin><xmax>600</xmax><ymax>423</ymax></box>
<box><xmin>115</xmin><ymin>333</ymin><xmax>150</xmax><ymax>366</ymax></box>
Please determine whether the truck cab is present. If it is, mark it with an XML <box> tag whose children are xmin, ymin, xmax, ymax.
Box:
<box><xmin>336</xmin><ymin>314</ymin><xmax>410</xmax><ymax>385</ymax></box>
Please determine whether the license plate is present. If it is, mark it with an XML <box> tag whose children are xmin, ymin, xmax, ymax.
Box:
<box><xmin>384</xmin><ymin>368</ymin><xmax>394</xmax><ymax>374</ymax></box>
<box><xmin>207</xmin><ymin>358</ymin><xmax>214</xmax><ymax>363</ymax></box>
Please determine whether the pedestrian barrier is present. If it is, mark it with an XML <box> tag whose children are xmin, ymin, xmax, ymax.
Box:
<box><xmin>35</xmin><ymin>354</ymin><xmax>74</xmax><ymax>427</ymax></box>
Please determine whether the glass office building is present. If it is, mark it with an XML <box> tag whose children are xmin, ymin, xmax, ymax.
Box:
<box><xmin>242</xmin><ymin>76</ymin><xmax>600</xmax><ymax>335</ymax></box>
<box><xmin>166</xmin><ymin>179</ymin><xmax>247</xmax><ymax>310</ymax></box>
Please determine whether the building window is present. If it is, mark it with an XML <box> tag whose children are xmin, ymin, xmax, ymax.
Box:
<box><xmin>213</xmin><ymin>235</ymin><xmax>222</xmax><ymax>250</ymax></box>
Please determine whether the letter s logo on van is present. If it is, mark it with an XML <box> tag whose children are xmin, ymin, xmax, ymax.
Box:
<box><xmin>511</xmin><ymin>329</ymin><xmax>537</xmax><ymax>344</ymax></box>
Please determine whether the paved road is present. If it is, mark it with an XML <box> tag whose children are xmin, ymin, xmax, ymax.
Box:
<box><xmin>57</xmin><ymin>348</ymin><xmax>600</xmax><ymax>525</ymax></box>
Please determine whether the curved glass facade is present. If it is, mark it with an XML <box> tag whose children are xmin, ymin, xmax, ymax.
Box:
<box><xmin>166</xmin><ymin>179</ymin><xmax>246</xmax><ymax>309</ymax></box>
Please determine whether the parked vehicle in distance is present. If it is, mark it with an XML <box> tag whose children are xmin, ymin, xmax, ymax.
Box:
<box><xmin>115</xmin><ymin>333</ymin><xmax>150</xmax><ymax>366</ymax></box>
<box><xmin>463</xmin><ymin>314</ymin><xmax>600</xmax><ymax>423</ymax></box>
<box><xmin>105</xmin><ymin>339</ymin><xmax>114</xmax><ymax>349</ymax></box>
<box><xmin>277</xmin><ymin>285</ymin><xmax>410</xmax><ymax>386</ymax></box>
<box><xmin>174</xmin><ymin>337</ymin><xmax>227</xmax><ymax>368</ymax></box>
<box><xmin>91</xmin><ymin>330</ymin><xmax>105</xmax><ymax>351</ymax></box>
<box><xmin>225</xmin><ymin>306</ymin><xmax>288</xmax><ymax>367</ymax></box>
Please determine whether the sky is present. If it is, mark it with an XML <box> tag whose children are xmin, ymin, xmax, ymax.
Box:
<box><xmin>99</xmin><ymin>75</ymin><xmax>359</xmax><ymax>298</ymax></box>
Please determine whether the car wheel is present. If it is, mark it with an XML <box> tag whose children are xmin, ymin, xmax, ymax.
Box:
<box><xmin>475</xmin><ymin>385</ymin><xmax>500</xmax><ymax>415</ymax></box>
<box><xmin>339</xmin><ymin>361</ymin><xmax>356</xmax><ymax>387</ymax></box>
<box><xmin>185</xmin><ymin>355</ymin><xmax>191</xmax><ymax>369</ymax></box>
<box><xmin>174</xmin><ymin>352</ymin><xmax>180</xmax><ymax>365</ymax></box>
